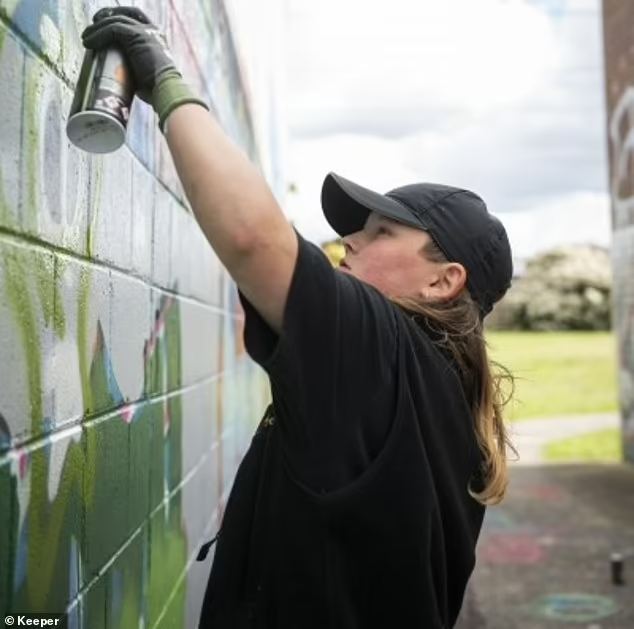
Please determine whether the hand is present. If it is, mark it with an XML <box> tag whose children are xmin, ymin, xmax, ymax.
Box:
<box><xmin>81</xmin><ymin>6</ymin><xmax>208</xmax><ymax>130</ymax></box>
<box><xmin>82</xmin><ymin>6</ymin><xmax>178</xmax><ymax>104</ymax></box>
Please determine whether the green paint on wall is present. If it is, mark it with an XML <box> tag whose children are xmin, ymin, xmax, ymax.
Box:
<box><xmin>22</xmin><ymin>68</ymin><xmax>41</xmax><ymax>229</ymax></box>
<box><xmin>86</xmin><ymin>159</ymin><xmax>103</xmax><ymax>260</ymax></box>
<box><xmin>84</xmin><ymin>577</ymin><xmax>107</xmax><ymax>629</ymax></box>
<box><xmin>0</xmin><ymin>9</ymin><xmax>8</xmax><ymax>53</ymax></box>
<box><xmin>146</xmin><ymin>506</ymin><xmax>188</xmax><ymax>629</ymax></box>
<box><xmin>1</xmin><ymin>246</ymin><xmax>45</xmax><ymax>435</ymax></box>
<box><xmin>8</xmin><ymin>293</ymin><xmax>187</xmax><ymax>623</ymax></box>
<box><xmin>77</xmin><ymin>266</ymin><xmax>93</xmax><ymax>417</ymax></box>
<box><xmin>33</xmin><ymin>252</ymin><xmax>64</xmax><ymax>339</ymax></box>
<box><xmin>0</xmin><ymin>166</ymin><xmax>17</xmax><ymax>230</ymax></box>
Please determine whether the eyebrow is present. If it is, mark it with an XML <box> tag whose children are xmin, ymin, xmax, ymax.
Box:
<box><xmin>375</xmin><ymin>215</ymin><xmax>399</xmax><ymax>226</ymax></box>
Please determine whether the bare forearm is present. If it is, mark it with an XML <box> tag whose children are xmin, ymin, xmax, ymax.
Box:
<box><xmin>165</xmin><ymin>104</ymin><xmax>292</xmax><ymax>269</ymax></box>
<box><xmin>82</xmin><ymin>8</ymin><xmax>297</xmax><ymax>331</ymax></box>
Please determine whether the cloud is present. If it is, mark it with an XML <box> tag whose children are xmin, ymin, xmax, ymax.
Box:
<box><xmin>283</xmin><ymin>0</ymin><xmax>610</xmax><ymax>257</ymax></box>
<box><xmin>287</xmin><ymin>0</ymin><xmax>560</xmax><ymax>138</ymax></box>
<box><xmin>285</xmin><ymin>133</ymin><xmax>612</xmax><ymax>257</ymax></box>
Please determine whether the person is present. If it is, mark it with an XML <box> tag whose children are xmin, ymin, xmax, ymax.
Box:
<box><xmin>82</xmin><ymin>7</ymin><xmax>515</xmax><ymax>628</ymax></box>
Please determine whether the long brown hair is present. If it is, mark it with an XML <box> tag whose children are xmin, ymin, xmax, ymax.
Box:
<box><xmin>390</xmin><ymin>238</ymin><xmax>515</xmax><ymax>506</ymax></box>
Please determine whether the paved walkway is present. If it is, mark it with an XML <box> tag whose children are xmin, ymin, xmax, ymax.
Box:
<box><xmin>508</xmin><ymin>413</ymin><xmax>620</xmax><ymax>465</ymax></box>
<box><xmin>456</xmin><ymin>464</ymin><xmax>634</xmax><ymax>629</ymax></box>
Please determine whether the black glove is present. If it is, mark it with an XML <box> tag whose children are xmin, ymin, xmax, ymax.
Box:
<box><xmin>82</xmin><ymin>6</ymin><xmax>208</xmax><ymax>130</ymax></box>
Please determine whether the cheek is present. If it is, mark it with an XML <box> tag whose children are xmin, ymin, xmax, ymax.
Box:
<box><xmin>355</xmin><ymin>249</ymin><xmax>421</xmax><ymax>295</ymax></box>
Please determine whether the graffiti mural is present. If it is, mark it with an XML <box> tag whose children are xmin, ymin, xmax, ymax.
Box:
<box><xmin>603</xmin><ymin>0</ymin><xmax>634</xmax><ymax>462</ymax></box>
<box><xmin>0</xmin><ymin>0</ymin><xmax>278</xmax><ymax>624</ymax></box>
<box><xmin>526</xmin><ymin>593</ymin><xmax>620</xmax><ymax>623</ymax></box>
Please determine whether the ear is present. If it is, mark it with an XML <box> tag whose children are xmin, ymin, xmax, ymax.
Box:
<box><xmin>428</xmin><ymin>262</ymin><xmax>467</xmax><ymax>300</ymax></box>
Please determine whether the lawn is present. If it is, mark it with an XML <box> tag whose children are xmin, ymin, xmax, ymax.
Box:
<box><xmin>485</xmin><ymin>331</ymin><xmax>619</xmax><ymax>420</ymax></box>
<box><xmin>543</xmin><ymin>428</ymin><xmax>622</xmax><ymax>462</ymax></box>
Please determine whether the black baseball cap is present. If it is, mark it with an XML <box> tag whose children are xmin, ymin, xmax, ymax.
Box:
<box><xmin>321</xmin><ymin>172</ymin><xmax>513</xmax><ymax>317</ymax></box>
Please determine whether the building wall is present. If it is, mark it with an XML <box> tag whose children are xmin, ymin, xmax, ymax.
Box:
<box><xmin>0</xmin><ymin>0</ymin><xmax>275</xmax><ymax>625</ymax></box>
<box><xmin>602</xmin><ymin>0</ymin><xmax>634</xmax><ymax>462</ymax></box>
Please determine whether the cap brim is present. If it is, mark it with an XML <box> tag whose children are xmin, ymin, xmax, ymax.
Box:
<box><xmin>321</xmin><ymin>172</ymin><xmax>426</xmax><ymax>237</ymax></box>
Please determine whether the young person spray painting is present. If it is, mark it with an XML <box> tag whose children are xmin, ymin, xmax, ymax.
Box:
<box><xmin>82</xmin><ymin>8</ymin><xmax>515</xmax><ymax>627</ymax></box>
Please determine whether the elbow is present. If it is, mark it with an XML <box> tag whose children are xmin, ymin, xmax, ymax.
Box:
<box><xmin>221</xmin><ymin>211</ymin><xmax>295</xmax><ymax>273</ymax></box>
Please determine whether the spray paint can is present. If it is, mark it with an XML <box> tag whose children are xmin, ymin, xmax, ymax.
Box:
<box><xmin>66</xmin><ymin>47</ymin><xmax>134</xmax><ymax>154</ymax></box>
<box><xmin>610</xmin><ymin>552</ymin><xmax>625</xmax><ymax>585</ymax></box>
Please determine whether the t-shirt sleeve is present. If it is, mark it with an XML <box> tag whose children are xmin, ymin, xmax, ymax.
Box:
<box><xmin>238</xmin><ymin>230</ymin><xmax>399</xmax><ymax>488</ymax></box>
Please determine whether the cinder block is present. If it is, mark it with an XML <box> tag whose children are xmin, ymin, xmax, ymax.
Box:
<box><xmin>147</xmin><ymin>397</ymin><xmax>167</xmax><ymax>512</ymax></box>
<box><xmin>90</xmin><ymin>150</ymin><xmax>133</xmax><ymax>270</ymax></box>
<box><xmin>145</xmin><ymin>289</ymin><xmax>174</xmax><ymax>398</ymax></box>
<box><xmin>4</xmin><ymin>2</ymin><xmax>54</xmax><ymax>58</ymax></box>
<box><xmin>166</xmin><ymin>392</ymin><xmax>184</xmax><ymax>492</ymax></box>
<box><xmin>11</xmin><ymin>426</ymin><xmax>85</xmax><ymax>612</ymax></box>
<box><xmin>179</xmin><ymin>300</ymin><xmax>222</xmax><ymax>388</ymax></box>
<box><xmin>145</xmin><ymin>354</ymin><xmax>182</xmax><ymax>501</ymax></box>
<box><xmin>0</xmin><ymin>237</ymin><xmax>55</xmax><ymax>446</ymax></box>
<box><xmin>6</xmin><ymin>0</ymin><xmax>89</xmax><ymax>83</ymax></box>
<box><xmin>109</xmin><ymin>271</ymin><xmax>151</xmax><ymax>404</ymax></box>
<box><xmin>217</xmin><ymin>371</ymin><xmax>239</xmax><ymax>496</ymax></box>
<box><xmin>188</xmin><ymin>225</ymin><xmax>224</xmax><ymax>307</ymax></box>
<box><xmin>221</xmin><ymin>292</ymin><xmax>244</xmax><ymax>374</ymax></box>
<box><xmin>151</xmin><ymin>193</ymin><xmax>173</xmax><ymax>290</ymax></box>
<box><xmin>19</xmin><ymin>52</ymin><xmax>90</xmax><ymax>255</ymax></box>
<box><xmin>231</xmin><ymin>363</ymin><xmax>248</xmax><ymax>449</ymax></box>
<box><xmin>130</xmin><ymin>157</ymin><xmax>154</xmax><ymax>280</ymax></box>
<box><xmin>201</xmin><ymin>244</ymin><xmax>225</xmax><ymax>308</ymax></box>
<box><xmin>158</xmin><ymin>133</ymin><xmax>186</xmax><ymax>204</ymax></box>
<box><xmin>82</xmin><ymin>573</ymin><xmax>108</xmax><ymax>629</ymax></box>
<box><xmin>127</xmin><ymin>98</ymin><xmax>157</xmax><ymax>173</ymax></box>
<box><xmin>104</xmin><ymin>527</ymin><xmax>145</xmax><ymax>629</ymax></box>
<box><xmin>185</xmin><ymin>555</ymin><xmax>211</xmax><ymax>629</ymax></box>
<box><xmin>0</xmin><ymin>455</ymin><xmax>16</xmax><ymax>616</ymax></box>
<box><xmin>183</xmin><ymin>455</ymin><xmax>221</xmax><ymax>628</ymax></box>
<box><xmin>53</xmin><ymin>255</ymin><xmax>112</xmax><ymax>424</ymax></box>
<box><xmin>180</xmin><ymin>383</ymin><xmax>213</xmax><ymax>483</ymax></box>
<box><xmin>58</xmin><ymin>1</ymin><xmax>90</xmax><ymax>84</ymax></box>
<box><xmin>169</xmin><ymin>204</ymin><xmax>192</xmax><ymax>296</ymax></box>
<box><xmin>82</xmin><ymin>412</ymin><xmax>130</xmax><ymax>583</ymax></box>
<box><xmin>128</xmin><ymin>401</ymin><xmax>152</xmax><ymax>535</ymax></box>
<box><xmin>133</xmin><ymin>0</ymin><xmax>169</xmax><ymax>36</ymax></box>
<box><xmin>154</xmin><ymin>578</ymin><xmax>186</xmax><ymax>629</ymax></box>
<box><xmin>181</xmin><ymin>439</ymin><xmax>219</xmax><ymax>558</ymax></box>
<box><xmin>202</xmin><ymin>378</ymin><xmax>221</xmax><ymax>452</ymax></box>
<box><xmin>0</xmin><ymin>26</ymin><xmax>24</xmax><ymax>231</ymax></box>
<box><xmin>147</xmin><ymin>497</ymin><xmax>187</xmax><ymax>629</ymax></box>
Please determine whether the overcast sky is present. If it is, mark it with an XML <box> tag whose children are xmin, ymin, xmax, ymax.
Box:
<box><xmin>282</xmin><ymin>0</ymin><xmax>610</xmax><ymax>259</ymax></box>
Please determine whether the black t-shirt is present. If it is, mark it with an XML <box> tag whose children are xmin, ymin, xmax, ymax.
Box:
<box><xmin>200</xmin><ymin>231</ymin><xmax>485</xmax><ymax>628</ymax></box>
<box><xmin>240</xmin><ymin>232</ymin><xmax>400</xmax><ymax>493</ymax></box>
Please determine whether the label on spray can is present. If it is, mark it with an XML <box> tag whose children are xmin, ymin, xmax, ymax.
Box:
<box><xmin>67</xmin><ymin>47</ymin><xmax>134</xmax><ymax>154</ymax></box>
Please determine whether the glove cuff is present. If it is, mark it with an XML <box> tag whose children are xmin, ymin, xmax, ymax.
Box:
<box><xmin>152</xmin><ymin>70</ymin><xmax>209</xmax><ymax>133</ymax></box>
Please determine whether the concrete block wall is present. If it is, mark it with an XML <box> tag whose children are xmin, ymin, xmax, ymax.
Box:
<box><xmin>602</xmin><ymin>0</ymin><xmax>634</xmax><ymax>462</ymax></box>
<box><xmin>0</xmin><ymin>0</ymin><xmax>272</xmax><ymax>625</ymax></box>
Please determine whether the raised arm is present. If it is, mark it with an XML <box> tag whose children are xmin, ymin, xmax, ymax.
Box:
<box><xmin>165</xmin><ymin>105</ymin><xmax>297</xmax><ymax>332</ymax></box>
<box><xmin>82</xmin><ymin>6</ymin><xmax>298</xmax><ymax>332</ymax></box>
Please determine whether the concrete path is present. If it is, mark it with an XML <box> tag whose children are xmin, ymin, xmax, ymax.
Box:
<box><xmin>456</xmin><ymin>464</ymin><xmax>634</xmax><ymax>629</ymax></box>
<box><xmin>508</xmin><ymin>413</ymin><xmax>621</xmax><ymax>465</ymax></box>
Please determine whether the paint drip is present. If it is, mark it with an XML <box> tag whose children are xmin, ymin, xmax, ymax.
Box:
<box><xmin>66</xmin><ymin>47</ymin><xmax>134</xmax><ymax>154</ymax></box>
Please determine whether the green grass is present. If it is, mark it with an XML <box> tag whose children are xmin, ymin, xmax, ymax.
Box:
<box><xmin>543</xmin><ymin>428</ymin><xmax>623</xmax><ymax>462</ymax></box>
<box><xmin>486</xmin><ymin>331</ymin><xmax>618</xmax><ymax>420</ymax></box>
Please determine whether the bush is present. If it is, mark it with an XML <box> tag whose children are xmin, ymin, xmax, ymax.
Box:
<box><xmin>487</xmin><ymin>245</ymin><xmax>612</xmax><ymax>331</ymax></box>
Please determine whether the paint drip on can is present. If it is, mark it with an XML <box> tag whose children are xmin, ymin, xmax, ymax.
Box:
<box><xmin>67</xmin><ymin>47</ymin><xmax>134</xmax><ymax>154</ymax></box>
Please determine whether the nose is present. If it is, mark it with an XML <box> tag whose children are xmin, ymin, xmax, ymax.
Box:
<box><xmin>343</xmin><ymin>230</ymin><xmax>363</xmax><ymax>254</ymax></box>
